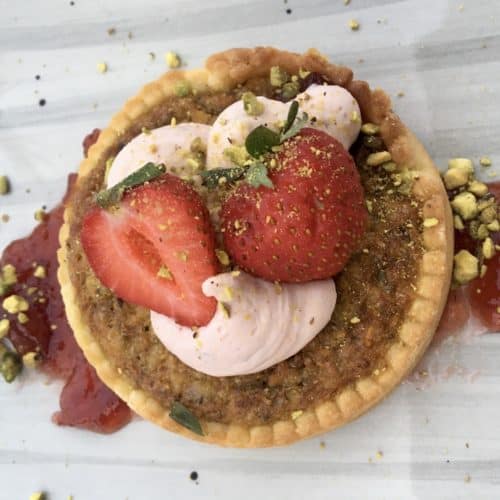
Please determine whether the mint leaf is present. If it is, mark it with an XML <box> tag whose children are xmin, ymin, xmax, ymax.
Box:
<box><xmin>96</xmin><ymin>162</ymin><xmax>166</xmax><ymax>208</ymax></box>
<box><xmin>280</xmin><ymin>111</ymin><xmax>309</xmax><ymax>142</ymax></box>
<box><xmin>282</xmin><ymin>100</ymin><xmax>299</xmax><ymax>136</ymax></box>
<box><xmin>245</xmin><ymin>125</ymin><xmax>281</xmax><ymax>158</ymax></box>
<box><xmin>169</xmin><ymin>402</ymin><xmax>204</xmax><ymax>436</ymax></box>
<box><xmin>245</xmin><ymin>162</ymin><xmax>274</xmax><ymax>189</ymax></box>
<box><xmin>200</xmin><ymin>166</ymin><xmax>245</xmax><ymax>189</ymax></box>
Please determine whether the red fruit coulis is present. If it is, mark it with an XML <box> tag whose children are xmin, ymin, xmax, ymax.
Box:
<box><xmin>0</xmin><ymin>130</ymin><xmax>131</xmax><ymax>433</ymax></box>
<box><xmin>436</xmin><ymin>181</ymin><xmax>500</xmax><ymax>338</ymax></box>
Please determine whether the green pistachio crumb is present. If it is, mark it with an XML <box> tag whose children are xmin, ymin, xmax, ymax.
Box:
<box><xmin>174</xmin><ymin>81</ymin><xmax>191</xmax><ymax>97</ymax></box>
<box><xmin>453</xmin><ymin>250</ymin><xmax>479</xmax><ymax>284</ymax></box>
<box><xmin>482</xmin><ymin>237</ymin><xmax>496</xmax><ymax>259</ymax></box>
<box><xmin>0</xmin><ymin>176</ymin><xmax>10</xmax><ymax>195</ymax></box>
<box><xmin>281</xmin><ymin>81</ymin><xmax>300</xmax><ymax>100</ymax></box>
<box><xmin>33</xmin><ymin>265</ymin><xmax>46</xmax><ymax>279</ymax></box>
<box><xmin>242</xmin><ymin>92</ymin><xmax>265</xmax><ymax>116</ymax></box>
<box><xmin>479</xmin><ymin>156</ymin><xmax>492</xmax><ymax>167</ymax></box>
<box><xmin>0</xmin><ymin>319</ymin><xmax>9</xmax><ymax>339</ymax></box>
<box><xmin>1</xmin><ymin>350</ymin><xmax>23</xmax><ymax>383</ymax></box>
<box><xmin>366</xmin><ymin>151</ymin><xmax>392</xmax><ymax>167</ymax></box>
<box><xmin>157</xmin><ymin>265</ymin><xmax>173</xmax><ymax>280</ymax></box>
<box><xmin>450</xmin><ymin>192</ymin><xmax>478</xmax><ymax>220</ymax></box>
<box><xmin>270</xmin><ymin>66</ymin><xmax>289</xmax><ymax>87</ymax></box>
<box><xmin>215</xmin><ymin>249</ymin><xmax>230</xmax><ymax>266</ymax></box>
<box><xmin>223</xmin><ymin>145</ymin><xmax>250</xmax><ymax>166</ymax></box>
<box><xmin>2</xmin><ymin>295</ymin><xmax>29</xmax><ymax>314</ymax></box>
<box><xmin>361</xmin><ymin>123</ymin><xmax>380</xmax><ymax>135</ymax></box>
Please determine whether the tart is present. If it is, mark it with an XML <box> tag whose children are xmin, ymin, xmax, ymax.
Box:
<box><xmin>58</xmin><ymin>47</ymin><xmax>453</xmax><ymax>447</ymax></box>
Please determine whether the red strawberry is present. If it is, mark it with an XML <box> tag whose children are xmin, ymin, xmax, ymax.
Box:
<box><xmin>221</xmin><ymin>128</ymin><xmax>367</xmax><ymax>283</ymax></box>
<box><xmin>81</xmin><ymin>174</ymin><xmax>219</xmax><ymax>326</ymax></box>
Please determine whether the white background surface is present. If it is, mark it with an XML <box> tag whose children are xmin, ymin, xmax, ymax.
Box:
<box><xmin>1</xmin><ymin>0</ymin><xmax>500</xmax><ymax>499</ymax></box>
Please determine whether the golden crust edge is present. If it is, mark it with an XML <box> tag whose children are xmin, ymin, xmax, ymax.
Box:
<box><xmin>58</xmin><ymin>47</ymin><xmax>453</xmax><ymax>448</ymax></box>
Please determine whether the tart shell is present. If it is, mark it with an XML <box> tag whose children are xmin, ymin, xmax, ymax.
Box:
<box><xmin>58</xmin><ymin>47</ymin><xmax>453</xmax><ymax>447</ymax></box>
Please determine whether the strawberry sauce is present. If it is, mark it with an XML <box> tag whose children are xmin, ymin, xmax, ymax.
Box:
<box><xmin>436</xmin><ymin>181</ymin><xmax>499</xmax><ymax>338</ymax></box>
<box><xmin>1</xmin><ymin>130</ymin><xmax>131</xmax><ymax>433</ymax></box>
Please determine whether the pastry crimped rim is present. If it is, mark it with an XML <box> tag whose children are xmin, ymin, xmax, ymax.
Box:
<box><xmin>57</xmin><ymin>47</ymin><xmax>453</xmax><ymax>447</ymax></box>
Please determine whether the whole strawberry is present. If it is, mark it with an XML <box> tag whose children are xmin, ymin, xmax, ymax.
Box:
<box><xmin>221</xmin><ymin>128</ymin><xmax>367</xmax><ymax>283</ymax></box>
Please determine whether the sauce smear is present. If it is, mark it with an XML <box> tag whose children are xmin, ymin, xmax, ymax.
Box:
<box><xmin>436</xmin><ymin>181</ymin><xmax>499</xmax><ymax>338</ymax></box>
<box><xmin>0</xmin><ymin>130</ymin><xmax>131</xmax><ymax>433</ymax></box>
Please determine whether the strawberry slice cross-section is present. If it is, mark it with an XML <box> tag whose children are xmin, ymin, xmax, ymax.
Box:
<box><xmin>81</xmin><ymin>174</ymin><xmax>219</xmax><ymax>327</ymax></box>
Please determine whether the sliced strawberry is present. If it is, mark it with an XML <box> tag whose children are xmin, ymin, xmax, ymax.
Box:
<box><xmin>221</xmin><ymin>128</ymin><xmax>367</xmax><ymax>283</ymax></box>
<box><xmin>81</xmin><ymin>174</ymin><xmax>219</xmax><ymax>326</ymax></box>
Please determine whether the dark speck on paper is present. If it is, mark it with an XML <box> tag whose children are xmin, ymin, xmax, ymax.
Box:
<box><xmin>286</xmin><ymin>8</ymin><xmax>292</xmax><ymax>14</ymax></box>
<box><xmin>35</xmin><ymin>74</ymin><xmax>40</xmax><ymax>80</ymax></box>
<box><xmin>190</xmin><ymin>471</ymin><xmax>199</xmax><ymax>483</ymax></box>
<box><xmin>38</xmin><ymin>98</ymin><xmax>46</xmax><ymax>107</ymax></box>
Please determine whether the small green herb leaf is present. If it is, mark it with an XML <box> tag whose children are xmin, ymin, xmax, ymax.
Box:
<box><xmin>200</xmin><ymin>166</ymin><xmax>245</xmax><ymax>189</ymax></box>
<box><xmin>245</xmin><ymin>125</ymin><xmax>281</xmax><ymax>158</ymax></box>
<box><xmin>282</xmin><ymin>100</ymin><xmax>299</xmax><ymax>136</ymax></box>
<box><xmin>96</xmin><ymin>162</ymin><xmax>166</xmax><ymax>208</ymax></box>
<box><xmin>245</xmin><ymin>162</ymin><xmax>274</xmax><ymax>189</ymax></box>
<box><xmin>280</xmin><ymin>111</ymin><xmax>309</xmax><ymax>143</ymax></box>
<box><xmin>169</xmin><ymin>401</ymin><xmax>204</xmax><ymax>436</ymax></box>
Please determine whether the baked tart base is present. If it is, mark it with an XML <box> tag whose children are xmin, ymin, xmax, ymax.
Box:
<box><xmin>58</xmin><ymin>47</ymin><xmax>453</xmax><ymax>447</ymax></box>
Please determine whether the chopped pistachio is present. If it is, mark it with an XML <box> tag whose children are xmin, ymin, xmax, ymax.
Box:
<box><xmin>218</xmin><ymin>301</ymin><xmax>230</xmax><ymax>319</ymax></box>
<box><xmin>29</xmin><ymin>493</ymin><xmax>45</xmax><ymax>500</ymax></box>
<box><xmin>174</xmin><ymin>81</ymin><xmax>191</xmax><ymax>97</ymax></box>
<box><xmin>1</xmin><ymin>350</ymin><xmax>22</xmax><ymax>383</ymax></box>
<box><xmin>487</xmin><ymin>219</ymin><xmax>499</xmax><ymax>232</ymax></box>
<box><xmin>298</xmin><ymin>68</ymin><xmax>311</xmax><ymax>79</ymax></box>
<box><xmin>223</xmin><ymin>145</ymin><xmax>250</xmax><ymax>166</ymax></box>
<box><xmin>3</xmin><ymin>295</ymin><xmax>29</xmax><ymax>314</ymax></box>
<box><xmin>242</xmin><ymin>92</ymin><xmax>264</xmax><ymax>116</ymax></box>
<box><xmin>281</xmin><ymin>81</ymin><xmax>300</xmax><ymax>100</ymax></box>
<box><xmin>366</xmin><ymin>151</ymin><xmax>392</xmax><ymax>167</ymax></box>
<box><xmin>2</xmin><ymin>264</ymin><xmax>17</xmax><ymax>286</ymax></box>
<box><xmin>291</xmin><ymin>410</ymin><xmax>303</xmax><ymax>420</ymax></box>
<box><xmin>0</xmin><ymin>175</ymin><xmax>10</xmax><ymax>195</ymax></box>
<box><xmin>170</xmin><ymin>116</ymin><xmax>177</xmax><ymax>126</ymax></box>
<box><xmin>482</xmin><ymin>237</ymin><xmax>495</xmax><ymax>259</ymax></box>
<box><xmin>477</xmin><ymin>198</ymin><xmax>495</xmax><ymax>212</ymax></box>
<box><xmin>97</xmin><ymin>62</ymin><xmax>108</xmax><ymax>73</ymax></box>
<box><xmin>270</xmin><ymin>66</ymin><xmax>289</xmax><ymax>87</ymax></box>
<box><xmin>365</xmin><ymin>199</ymin><xmax>373</xmax><ymax>213</ymax></box>
<box><xmin>443</xmin><ymin>167</ymin><xmax>469</xmax><ymax>189</ymax></box>
<box><xmin>190</xmin><ymin>137</ymin><xmax>206</xmax><ymax>154</ymax></box>
<box><xmin>215</xmin><ymin>249</ymin><xmax>230</xmax><ymax>266</ymax></box>
<box><xmin>453</xmin><ymin>215</ymin><xmax>465</xmax><ymax>230</ymax></box>
<box><xmin>423</xmin><ymin>217</ymin><xmax>439</xmax><ymax>228</ymax></box>
<box><xmin>448</xmin><ymin>158</ymin><xmax>473</xmax><ymax>175</ymax></box>
<box><xmin>17</xmin><ymin>312</ymin><xmax>29</xmax><ymax>324</ymax></box>
<box><xmin>382</xmin><ymin>161</ymin><xmax>397</xmax><ymax>173</ymax></box>
<box><xmin>479</xmin><ymin>205</ymin><xmax>497</xmax><ymax>224</ymax></box>
<box><xmin>480</xmin><ymin>264</ymin><xmax>488</xmax><ymax>278</ymax></box>
<box><xmin>0</xmin><ymin>319</ymin><xmax>9</xmax><ymax>338</ymax></box>
<box><xmin>469</xmin><ymin>220</ymin><xmax>489</xmax><ymax>240</ymax></box>
<box><xmin>350</xmin><ymin>316</ymin><xmax>361</xmax><ymax>324</ymax></box>
<box><xmin>450</xmin><ymin>192</ymin><xmax>478</xmax><ymax>220</ymax></box>
<box><xmin>33</xmin><ymin>265</ymin><xmax>46</xmax><ymax>279</ymax></box>
<box><xmin>468</xmin><ymin>180</ymin><xmax>488</xmax><ymax>197</ymax></box>
<box><xmin>223</xmin><ymin>286</ymin><xmax>234</xmax><ymax>301</ymax></box>
<box><xmin>349</xmin><ymin>19</ymin><xmax>360</xmax><ymax>30</ymax></box>
<box><xmin>165</xmin><ymin>51</ymin><xmax>181</xmax><ymax>68</ymax></box>
<box><xmin>360</xmin><ymin>123</ymin><xmax>380</xmax><ymax>135</ymax></box>
<box><xmin>34</xmin><ymin>209</ymin><xmax>46</xmax><ymax>221</ymax></box>
<box><xmin>157</xmin><ymin>265</ymin><xmax>173</xmax><ymax>280</ymax></box>
<box><xmin>479</xmin><ymin>156</ymin><xmax>492</xmax><ymax>167</ymax></box>
<box><xmin>453</xmin><ymin>250</ymin><xmax>479</xmax><ymax>284</ymax></box>
<box><xmin>23</xmin><ymin>351</ymin><xmax>40</xmax><ymax>367</ymax></box>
